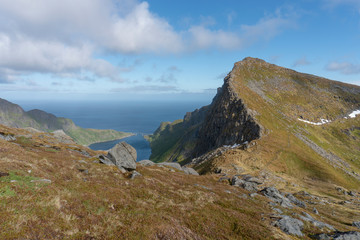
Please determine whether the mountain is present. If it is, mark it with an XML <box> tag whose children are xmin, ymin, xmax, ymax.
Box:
<box><xmin>1</xmin><ymin>58</ymin><xmax>360</xmax><ymax>239</ymax></box>
<box><xmin>148</xmin><ymin>57</ymin><xmax>360</xmax><ymax>189</ymax></box>
<box><xmin>0</xmin><ymin>98</ymin><xmax>132</xmax><ymax>145</ymax></box>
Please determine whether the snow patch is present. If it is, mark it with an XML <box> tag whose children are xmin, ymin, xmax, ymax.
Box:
<box><xmin>298</xmin><ymin>118</ymin><xmax>331</xmax><ymax>126</ymax></box>
<box><xmin>348</xmin><ymin>110</ymin><xmax>360</xmax><ymax>118</ymax></box>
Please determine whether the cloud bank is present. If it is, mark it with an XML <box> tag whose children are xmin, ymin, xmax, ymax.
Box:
<box><xmin>0</xmin><ymin>0</ymin><xmax>297</xmax><ymax>83</ymax></box>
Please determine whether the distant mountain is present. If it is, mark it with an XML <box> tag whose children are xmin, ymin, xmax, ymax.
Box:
<box><xmin>148</xmin><ymin>57</ymin><xmax>360</xmax><ymax>189</ymax></box>
<box><xmin>0</xmin><ymin>98</ymin><xmax>132</xmax><ymax>145</ymax></box>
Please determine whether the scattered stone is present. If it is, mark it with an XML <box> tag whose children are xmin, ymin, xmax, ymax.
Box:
<box><xmin>138</xmin><ymin>160</ymin><xmax>155</xmax><ymax>167</ymax></box>
<box><xmin>224</xmin><ymin>190</ymin><xmax>231</xmax><ymax>194</ymax></box>
<box><xmin>30</xmin><ymin>179</ymin><xmax>52</xmax><ymax>183</ymax></box>
<box><xmin>0</xmin><ymin>133</ymin><xmax>16</xmax><ymax>141</ymax></box>
<box><xmin>313</xmin><ymin>207</ymin><xmax>319</xmax><ymax>215</ymax></box>
<box><xmin>260</xmin><ymin>187</ymin><xmax>293</xmax><ymax>208</ymax></box>
<box><xmin>194</xmin><ymin>184</ymin><xmax>211</xmax><ymax>191</ymax></box>
<box><xmin>214</xmin><ymin>168</ymin><xmax>222</xmax><ymax>174</ymax></box>
<box><xmin>353</xmin><ymin>222</ymin><xmax>360</xmax><ymax>229</ymax></box>
<box><xmin>98</xmin><ymin>155</ymin><xmax>115</xmax><ymax>166</ymax></box>
<box><xmin>273</xmin><ymin>208</ymin><xmax>283</xmax><ymax>214</ymax></box>
<box><xmin>130</xmin><ymin>171</ymin><xmax>142</xmax><ymax>179</ymax></box>
<box><xmin>231</xmin><ymin>176</ymin><xmax>258</xmax><ymax>192</ymax></box>
<box><xmin>348</xmin><ymin>191</ymin><xmax>356</xmax><ymax>197</ymax></box>
<box><xmin>249</xmin><ymin>193</ymin><xmax>258</xmax><ymax>198</ymax></box>
<box><xmin>107</xmin><ymin>142</ymin><xmax>137</xmax><ymax>171</ymax></box>
<box><xmin>274</xmin><ymin>215</ymin><xmax>304</xmax><ymax>237</ymax></box>
<box><xmin>10</xmin><ymin>180</ymin><xmax>17</xmax><ymax>183</ymax></box>
<box><xmin>182</xmin><ymin>167</ymin><xmax>199</xmax><ymax>175</ymax></box>
<box><xmin>0</xmin><ymin>172</ymin><xmax>9</xmax><ymax>177</ymax></box>
<box><xmin>311</xmin><ymin>231</ymin><xmax>360</xmax><ymax>240</ymax></box>
<box><xmin>218</xmin><ymin>177</ymin><xmax>231</xmax><ymax>183</ymax></box>
<box><xmin>242</xmin><ymin>175</ymin><xmax>262</xmax><ymax>184</ymax></box>
<box><xmin>78</xmin><ymin>169</ymin><xmax>89</xmax><ymax>174</ymax></box>
<box><xmin>299</xmin><ymin>212</ymin><xmax>334</xmax><ymax>230</ymax></box>
<box><xmin>157</xmin><ymin>162</ymin><xmax>182</xmax><ymax>171</ymax></box>
<box><xmin>286</xmin><ymin>193</ymin><xmax>307</xmax><ymax>208</ymax></box>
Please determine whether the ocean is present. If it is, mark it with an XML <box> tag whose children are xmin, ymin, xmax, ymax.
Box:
<box><xmin>19</xmin><ymin>100</ymin><xmax>210</xmax><ymax>161</ymax></box>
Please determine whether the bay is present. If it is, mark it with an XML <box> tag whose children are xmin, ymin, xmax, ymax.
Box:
<box><xmin>19</xmin><ymin>100</ymin><xmax>210</xmax><ymax>161</ymax></box>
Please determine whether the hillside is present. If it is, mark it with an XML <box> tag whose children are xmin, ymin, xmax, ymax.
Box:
<box><xmin>0</xmin><ymin>98</ymin><xmax>132</xmax><ymax>145</ymax></box>
<box><xmin>1</xmin><ymin>124</ymin><xmax>360</xmax><ymax>239</ymax></box>
<box><xmin>147</xmin><ymin>57</ymin><xmax>360</xmax><ymax>190</ymax></box>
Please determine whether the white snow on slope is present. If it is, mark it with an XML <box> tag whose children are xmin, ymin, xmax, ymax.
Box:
<box><xmin>298</xmin><ymin>109</ymin><xmax>360</xmax><ymax>125</ymax></box>
<box><xmin>349</xmin><ymin>110</ymin><xmax>360</xmax><ymax>118</ymax></box>
<box><xmin>298</xmin><ymin>118</ymin><xmax>331</xmax><ymax>125</ymax></box>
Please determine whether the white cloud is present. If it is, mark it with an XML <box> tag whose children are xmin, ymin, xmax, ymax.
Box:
<box><xmin>326</xmin><ymin>61</ymin><xmax>360</xmax><ymax>75</ymax></box>
<box><xmin>293</xmin><ymin>57</ymin><xmax>311</xmax><ymax>67</ymax></box>
<box><xmin>0</xmin><ymin>0</ymin><xmax>298</xmax><ymax>84</ymax></box>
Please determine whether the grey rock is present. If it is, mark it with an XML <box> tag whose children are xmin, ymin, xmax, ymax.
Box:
<box><xmin>273</xmin><ymin>208</ymin><xmax>283</xmax><ymax>214</ymax></box>
<box><xmin>157</xmin><ymin>162</ymin><xmax>182</xmax><ymax>171</ymax></box>
<box><xmin>353</xmin><ymin>222</ymin><xmax>360</xmax><ymax>229</ymax></box>
<box><xmin>349</xmin><ymin>191</ymin><xmax>356</xmax><ymax>197</ymax></box>
<box><xmin>231</xmin><ymin>176</ymin><xmax>258</xmax><ymax>192</ymax></box>
<box><xmin>107</xmin><ymin>142</ymin><xmax>137</xmax><ymax>171</ymax></box>
<box><xmin>286</xmin><ymin>193</ymin><xmax>307</xmax><ymax>208</ymax></box>
<box><xmin>130</xmin><ymin>171</ymin><xmax>142</xmax><ymax>179</ymax></box>
<box><xmin>218</xmin><ymin>177</ymin><xmax>231</xmax><ymax>183</ymax></box>
<box><xmin>299</xmin><ymin>212</ymin><xmax>334</xmax><ymax>230</ymax></box>
<box><xmin>311</xmin><ymin>231</ymin><xmax>360</xmax><ymax>240</ymax></box>
<box><xmin>242</xmin><ymin>175</ymin><xmax>262</xmax><ymax>184</ymax></box>
<box><xmin>313</xmin><ymin>207</ymin><xmax>319</xmax><ymax>214</ymax></box>
<box><xmin>275</xmin><ymin>215</ymin><xmax>304</xmax><ymax>237</ymax></box>
<box><xmin>182</xmin><ymin>167</ymin><xmax>199</xmax><ymax>175</ymax></box>
<box><xmin>249</xmin><ymin>193</ymin><xmax>258</xmax><ymax>198</ymax></box>
<box><xmin>138</xmin><ymin>160</ymin><xmax>155</xmax><ymax>167</ymax></box>
<box><xmin>98</xmin><ymin>154</ymin><xmax>115</xmax><ymax>166</ymax></box>
<box><xmin>260</xmin><ymin>187</ymin><xmax>293</xmax><ymax>208</ymax></box>
<box><xmin>0</xmin><ymin>133</ymin><xmax>16</xmax><ymax>141</ymax></box>
<box><xmin>30</xmin><ymin>179</ymin><xmax>52</xmax><ymax>183</ymax></box>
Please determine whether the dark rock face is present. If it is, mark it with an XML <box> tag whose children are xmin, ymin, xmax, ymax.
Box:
<box><xmin>107</xmin><ymin>142</ymin><xmax>137</xmax><ymax>171</ymax></box>
<box><xmin>195</xmin><ymin>74</ymin><xmax>262</xmax><ymax>157</ymax></box>
<box><xmin>275</xmin><ymin>215</ymin><xmax>304</xmax><ymax>237</ymax></box>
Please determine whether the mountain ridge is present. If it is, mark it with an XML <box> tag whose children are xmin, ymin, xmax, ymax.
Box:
<box><xmin>0</xmin><ymin>98</ymin><xmax>132</xmax><ymax>146</ymax></box>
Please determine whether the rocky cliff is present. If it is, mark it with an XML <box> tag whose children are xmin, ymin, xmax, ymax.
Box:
<box><xmin>148</xmin><ymin>57</ymin><xmax>360</xmax><ymax>193</ymax></box>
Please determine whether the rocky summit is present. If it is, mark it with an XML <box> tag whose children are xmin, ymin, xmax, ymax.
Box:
<box><xmin>1</xmin><ymin>58</ymin><xmax>360</xmax><ymax>239</ymax></box>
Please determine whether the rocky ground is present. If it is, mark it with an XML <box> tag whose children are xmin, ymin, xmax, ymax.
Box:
<box><xmin>1</xmin><ymin>124</ymin><xmax>360</xmax><ymax>239</ymax></box>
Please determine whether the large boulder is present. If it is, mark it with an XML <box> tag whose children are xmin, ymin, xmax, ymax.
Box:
<box><xmin>107</xmin><ymin>142</ymin><xmax>137</xmax><ymax>171</ymax></box>
<box><xmin>182</xmin><ymin>167</ymin><xmax>199</xmax><ymax>175</ymax></box>
<box><xmin>275</xmin><ymin>215</ymin><xmax>304</xmax><ymax>237</ymax></box>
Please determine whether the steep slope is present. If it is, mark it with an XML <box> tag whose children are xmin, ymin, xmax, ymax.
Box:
<box><xmin>148</xmin><ymin>57</ymin><xmax>360</xmax><ymax>191</ymax></box>
<box><xmin>0</xmin><ymin>98</ymin><xmax>132</xmax><ymax>145</ymax></box>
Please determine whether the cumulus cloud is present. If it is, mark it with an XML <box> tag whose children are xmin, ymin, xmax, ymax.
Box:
<box><xmin>293</xmin><ymin>57</ymin><xmax>311</xmax><ymax>67</ymax></box>
<box><xmin>0</xmin><ymin>0</ymin><xmax>298</xmax><ymax>83</ymax></box>
<box><xmin>326</xmin><ymin>61</ymin><xmax>360</xmax><ymax>75</ymax></box>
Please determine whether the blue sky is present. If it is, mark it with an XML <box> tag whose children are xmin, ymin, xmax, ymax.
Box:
<box><xmin>0</xmin><ymin>0</ymin><xmax>360</xmax><ymax>102</ymax></box>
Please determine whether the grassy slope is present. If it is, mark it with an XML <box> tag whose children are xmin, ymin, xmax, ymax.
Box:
<box><xmin>66</xmin><ymin>127</ymin><xmax>133</xmax><ymax>146</ymax></box>
<box><xmin>0</xmin><ymin>124</ymin><xmax>278</xmax><ymax>240</ymax></box>
<box><xmin>223</xmin><ymin>58</ymin><xmax>360</xmax><ymax>190</ymax></box>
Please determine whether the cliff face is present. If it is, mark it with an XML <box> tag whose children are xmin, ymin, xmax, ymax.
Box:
<box><xmin>147</xmin><ymin>66</ymin><xmax>263</xmax><ymax>163</ymax></box>
<box><xmin>195</xmin><ymin>73</ymin><xmax>262</xmax><ymax>157</ymax></box>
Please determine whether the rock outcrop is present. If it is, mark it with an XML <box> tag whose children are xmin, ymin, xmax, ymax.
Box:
<box><xmin>107</xmin><ymin>142</ymin><xmax>137</xmax><ymax>171</ymax></box>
